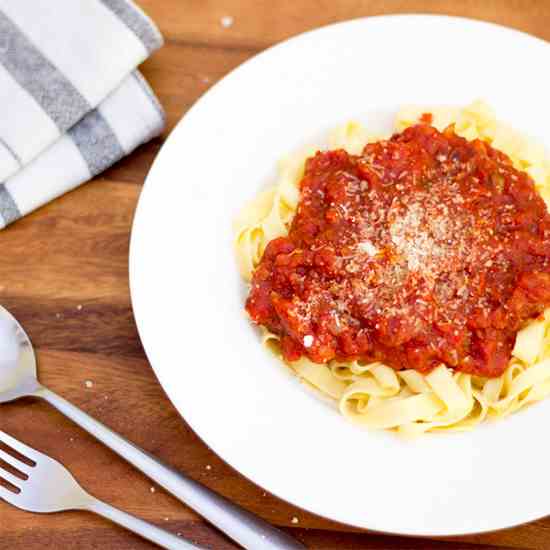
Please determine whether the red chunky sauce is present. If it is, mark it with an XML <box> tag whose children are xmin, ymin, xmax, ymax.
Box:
<box><xmin>246</xmin><ymin>124</ymin><xmax>550</xmax><ymax>377</ymax></box>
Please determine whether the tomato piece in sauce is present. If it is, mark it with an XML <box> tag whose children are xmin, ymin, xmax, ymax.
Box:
<box><xmin>246</xmin><ymin>124</ymin><xmax>550</xmax><ymax>377</ymax></box>
<box><xmin>419</xmin><ymin>112</ymin><xmax>433</xmax><ymax>124</ymax></box>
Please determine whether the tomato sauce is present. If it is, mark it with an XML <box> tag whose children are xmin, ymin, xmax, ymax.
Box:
<box><xmin>246</xmin><ymin>124</ymin><xmax>550</xmax><ymax>377</ymax></box>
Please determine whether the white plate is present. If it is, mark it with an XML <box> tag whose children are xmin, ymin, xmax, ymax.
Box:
<box><xmin>130</xmin><ymin>15</ymin><xmax>550</xmax><ymax>536</ymax></box>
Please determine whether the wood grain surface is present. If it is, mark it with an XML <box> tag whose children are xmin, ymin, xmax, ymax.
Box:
<box><xmin>2</xmin><ymin>1</ymin><xmax>550</xmax><ymax>549</ymax></box>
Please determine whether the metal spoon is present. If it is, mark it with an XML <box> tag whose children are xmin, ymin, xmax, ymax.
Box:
<box><xmin>0</xmin><ymin>305</ymin><xmax>306</xmax><ymax>550</ymax></box>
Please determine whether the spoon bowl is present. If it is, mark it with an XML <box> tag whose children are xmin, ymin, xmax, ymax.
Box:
<box><xmin>0</xmin><ymin>305</ymin><xmax>39</xmax><ymax>402</ymax></box>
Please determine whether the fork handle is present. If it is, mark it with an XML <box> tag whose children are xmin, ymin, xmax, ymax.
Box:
<box><xmin>34</xmin><ymin>384</ymin><xmax>305</xmax><ymax>550</ymax></box>
<box><xmin>87</xmin><ymin>498</ymin><xmax>203</xmax><ymax>550</ymax></box>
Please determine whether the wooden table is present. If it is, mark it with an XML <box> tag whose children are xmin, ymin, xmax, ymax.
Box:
<box><xmin>2</xmin><ymin>1</ymin><xmax>550</xmax><ymax>548</ymax></box>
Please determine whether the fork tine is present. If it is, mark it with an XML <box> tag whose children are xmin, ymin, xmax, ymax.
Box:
<box><xmin>0</xmin><ymin>448</ymin><xmax>32</xmax><ymax>474</ymax></box>
<box><xmin>0</xmin><ymin>431</ymin><xmax>40</xmax><ymax>463</ymax></box>
<box><xmin>0</xmin><ymin>465</ymin><xmax>23</xmax><ymax>489</ymax></box>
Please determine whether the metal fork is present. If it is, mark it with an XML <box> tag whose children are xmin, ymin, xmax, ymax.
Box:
<box><xmin>0</xmin><ymin>430</ymin><xmax>203</xmax><ymax>550</ymax></box>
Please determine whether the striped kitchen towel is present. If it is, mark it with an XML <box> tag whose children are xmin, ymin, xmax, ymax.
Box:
<box><xmin>0</xmin><ymin>0</ymin><xmax>165</xmax><ymax>229</ymax></box>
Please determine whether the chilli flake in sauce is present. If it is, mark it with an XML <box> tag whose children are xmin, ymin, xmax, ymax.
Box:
<box><xmin>246</xmin><ymin>124</ymin><xmax>550</xmax><ymax>377</ymax></box>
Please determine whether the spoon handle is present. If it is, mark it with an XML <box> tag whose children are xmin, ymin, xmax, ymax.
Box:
<box><xmin>33</xmin><ymin>384</ymin><xmax>305</xmax><ymax>550</ymax></box>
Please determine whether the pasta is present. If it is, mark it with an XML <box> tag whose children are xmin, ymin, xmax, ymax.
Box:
<box><xmin>234</xmin><ymin>102</ymin><xmax>550</xmax><ymax>436</ymax></box>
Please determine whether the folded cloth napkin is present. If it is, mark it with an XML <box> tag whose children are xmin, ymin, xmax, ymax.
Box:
<box><xmin>0</xmin><ymin>0</ymin><xmax>165</xmax><ymax>229</ymax></box>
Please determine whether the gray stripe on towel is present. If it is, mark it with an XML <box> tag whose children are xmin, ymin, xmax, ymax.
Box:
<box><xmin>68</xmin><ymin>109</ymin><xmax>125</xmax><ymax>177</ymax></box>
<box><xmin>99</xmin><ymin>0</ymin><xmax>163</xmax><ymax>53</ymax></box>
<box><xmin>0</xmin><ymin>183</ymin><xmax>21</xmax><ymax>226</ymax></box>
<box><xmin>0</xmin><ymin>10</ymin><xmax>91</xmax><ymax>133</ymax></box>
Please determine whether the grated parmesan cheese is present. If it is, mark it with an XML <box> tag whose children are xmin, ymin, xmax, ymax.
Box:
<box><xmin>303</xmin><ymin>335</ymin><xmax>313</xmax><ymax>348</ymax></box>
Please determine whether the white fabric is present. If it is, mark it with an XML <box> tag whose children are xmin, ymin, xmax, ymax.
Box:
<box><xmin>0</xmin><ymin>1</ymin><xmax>149</xmax><ymax>107</ymax></box>
<box><xmin>5</xmin><ymin>73</ymin><xmax>163</xmax><ymax>217</ymax></box>
<box><xmin>0</xmin><ymin>0</ymin><xmax>164</xmax><ymax>228</ymax></box>
<box><xmin>0</xmin><ymin>62</ymin><xmax>60</xmax><ymax>166</ymax></box>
